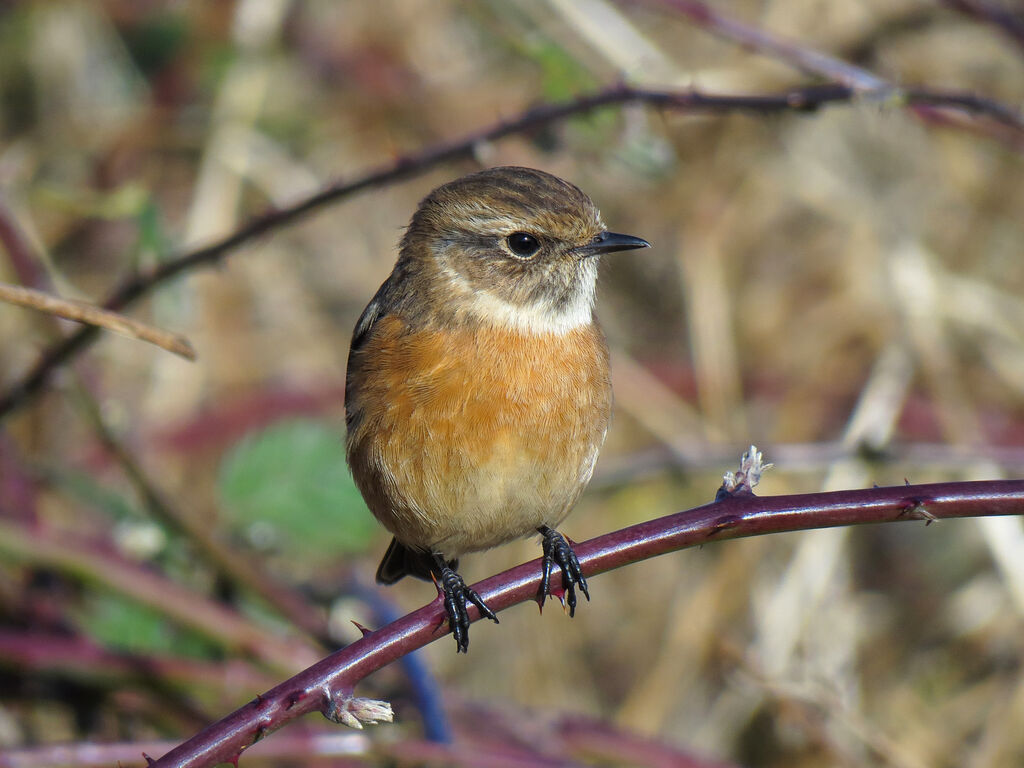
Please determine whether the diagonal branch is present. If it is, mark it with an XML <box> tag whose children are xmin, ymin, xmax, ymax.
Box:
<box><xmin>148</xmin><ymin>478</ymin><xmax>1024</xmax><ymax>768</ymax></box>
<box><xmin>634</xmin><ymin>0</ymin><xmax>889</xmax><ymax>89</ymax></box>
<box><xmin>635</xmin><ymin>0</ymin><xmax>1024</xmax><ymax>143</ymax></box>
<box><xmin>941</xmin><ymin>0</ymin><xmax>1024</xmax><ymax>52</ymax></box>
<box><xmin>0</xmin><ymin>82</ymin><xmax>1020</xmax><ymax>422</ymax></box>
<box><xmin>0</xmin><ymin>281</ymin><xmax>195</xmax><ymax>360</ymax></box>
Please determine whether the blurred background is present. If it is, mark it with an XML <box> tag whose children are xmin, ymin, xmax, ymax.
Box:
<box><xmin>1</xmin><ymin>1</ymin><xmax>1023</xmax><ymax>766</ymax></box>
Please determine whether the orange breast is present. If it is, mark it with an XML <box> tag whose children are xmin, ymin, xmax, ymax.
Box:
<box><xmin>346</xmin><ymin>316</ymin><xmax>611</xmax><ymax>558</ymax></box>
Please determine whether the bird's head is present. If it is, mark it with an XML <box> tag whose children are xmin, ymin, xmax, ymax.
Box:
<box><xmin>400</xmin><ymin>166</ymin><xmax>649</xmax><ymax>335</ymax></box>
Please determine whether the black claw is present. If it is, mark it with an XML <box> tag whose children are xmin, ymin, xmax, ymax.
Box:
<box><xmin>537</xmin><ymin>526</ymin><xmax>590</xmax><ymax>617</ymax></box>
<box><xmin>434</xmin><ymin>556</ymin><xmax>498</xmax><ymax>653</ymax></box>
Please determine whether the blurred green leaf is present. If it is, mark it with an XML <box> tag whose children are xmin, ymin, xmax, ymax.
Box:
<box><xmin>79</xmin><ymin>593</ymin><xmax>212</xmax><ymax>657</ymax></box>
<box><xmin>136</xmin><ymin>197</ymin><xmax>169</xmax><ymax>257</ymax></box>
<box><xmin>525</xmin><ymin>37</ymin><xmax>595</xmax><ymax>102</ymax></box>
<box><xmin>32</xmin><ymin>182</ymin><xmax>150</xmax><ymax>220</ymax></box>
<box><xmin>218</xmin><ymin>419</ymin><xmax>375</xmax><ymax>560</ymax></box>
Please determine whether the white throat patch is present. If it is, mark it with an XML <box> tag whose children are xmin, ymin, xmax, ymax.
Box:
<box><xmin>441</xmin><ymin>260</ymin><xmax>597</xmax><ymax>336</ymax></box>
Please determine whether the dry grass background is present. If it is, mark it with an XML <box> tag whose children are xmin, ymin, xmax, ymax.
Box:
<box><xmin>1</xmin><ymin>1</ymin><xmax>1024</xmax><ymax>766</ymax></box>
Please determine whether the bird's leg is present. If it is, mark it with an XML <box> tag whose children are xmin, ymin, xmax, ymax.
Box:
<box><xmin>537</xmin><ymin>526</ymin><xmax>590</xmax><ymax>616</ymax></box>
<box><xmin>432</xmin><ymin>554</ymin><xmax>498</xmax><ymax>653</ymax></box>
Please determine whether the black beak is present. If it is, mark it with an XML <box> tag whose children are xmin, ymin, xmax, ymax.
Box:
<box><xmin>579</xmin><ymin>231</ymin><xmax>651</xmax><ymax>257</ymax></box>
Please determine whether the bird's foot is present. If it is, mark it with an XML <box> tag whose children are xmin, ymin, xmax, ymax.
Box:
<box><xmin>538</xmin><ymin>526</ymin><xmax>590</xmax><ymax>617</ymax></box>
<box><xmin>434</xmin><ymin>558</ymin><xmax>498</xmax><ymax>653</ymax></box>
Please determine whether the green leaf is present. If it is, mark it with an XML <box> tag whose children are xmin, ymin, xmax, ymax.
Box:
<box><xmin>79</xmin><ymin>593</ymin><xmax>211</xmax><ymax>657</ymax></box>
<box><xmin>525</xmin><ymin>38</ymin><xmax>595</xmax><ymax>103</ymax></box>
<box><xmin>218</xmin><ymin>419</ymin><xmax>375</xmax><ymax>560</ymax></box>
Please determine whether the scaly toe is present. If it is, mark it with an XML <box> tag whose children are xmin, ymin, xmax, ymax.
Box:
<box><xmin>437</xmin><ymin>563</ymin><xmax>497</xmax><ymax>653</ymax></box>
<box><xmin>537</xmin><ymin>527</ymin><xmax>590</xmax><ymax>616</ymax></box>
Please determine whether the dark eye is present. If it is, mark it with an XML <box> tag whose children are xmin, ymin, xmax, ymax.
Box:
<box><xmin>506</xmin><ymin>232</ymin><xmax>541</xmax><ymax>258</ymax></box>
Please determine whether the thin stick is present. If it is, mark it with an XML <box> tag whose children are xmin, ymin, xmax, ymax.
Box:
<box><xmin>637</xmin><ymin>0</ymin><xmax>1024</xmax><ymax>142</ymax></box>
<box><xmin>0</xmin><ymin>281</ymin><xmax>195</xmax><ymax>360</ymax></box>
<box><xmin>0</xmin><ymin>194</ymin><xmax>50</xmax><ymax>289</ymax></box>
<box><xmin>941</xmin><ymin>0</ymin><xmax>1024</xmax><ymax>52</ymax></box>
<box><xmin>636</xmin><ymin>0</ymin><xmax>889</xmax><ymax>89</ymax></box>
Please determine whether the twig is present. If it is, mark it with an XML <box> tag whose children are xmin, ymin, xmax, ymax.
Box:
<box><xmin>0</xmin><ymin>193</ymin><xmax>50</xmax><ymax>290</ymax></box>
<box><xmin>148</xmin><ymin>478</ymin><xmax>1024</xmax><ymax>768</ymax></box>
<box><xmin>634</xmin><ymin>0</ymin><xmax>888</xmax><ymax>89</ymax></box>
<box><xmin>591</xmin><ymin>441</ymin><xmax>1024</xmax><ymax>490</ymax></box>
<box><xmin>635</xmin><ymin>0</ymin><xmax>1023</xmax><ymax>142</ymax></box>
<box><xmin>0</xmin><ymin>82</ymin><xmax>1020</xmax><ymax>422</ymax></box>
<box><xmin>941</xmin><ymin>0</ymin><xmax>1024</xmax><ymax>52</ymax></box>
<box><xmin>0</xmin><ymin>281</ymin><xmax>195</xmax><ymax>360</ymax></box>
<box><xmin>0</xmin><ymin>434</ymin><xmax>37</xmax><ymax>522</ymax></box>
<box><xmin>901</xmin><ymin>86</ymin><xmax>1024</xmax><ymax>128</ymax></box>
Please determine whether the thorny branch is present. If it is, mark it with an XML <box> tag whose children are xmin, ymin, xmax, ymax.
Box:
<box><xmin>1</xmin><ymin>82</ymin><xmax>1021</xmax><ymax>421</ymax></box>
<box><xmin>148</xmin><ymin>478</ymin><xmax>1024</xmax><ymax>768</ymax></box>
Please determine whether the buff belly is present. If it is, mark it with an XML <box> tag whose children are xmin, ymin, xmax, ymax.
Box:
<box><xmin>346</xmin><ymin>317</ymin><xmax>611</xmax><ymax>559</ymax></box>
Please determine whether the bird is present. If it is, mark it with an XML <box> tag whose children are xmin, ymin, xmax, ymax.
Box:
<box><xmin>345</xmin><ymin>166</ymin><xmax>649</xmax><ymax>652</ymax></box>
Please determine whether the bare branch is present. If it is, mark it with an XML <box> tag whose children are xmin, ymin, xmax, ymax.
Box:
<box><xmin>0</xmin><ymin>281</ymin><xmax>195</xmax><ymax>360</ymax></box>
<box><xmin>148</xmin><ymin>478</ymin><xmax>1024</xmax><ymax>768</ymax></box>
<box><xmin>941</xmin><ymin>0</ymin><xmax>1024</xmax><ymax>52</ymax></box>
<box><xmin>635</xmin><ymin>0</ymin><xmax>889</xmax><ymax>89</ymax></box>
<box><xmin>0</xmin><ymin>193</ymin><xmax>50</xmax><ymax>290</ymax></box>
<box><xmin>636</xmin><ymin>0</ymin><xmax>1024</xmax><ymax>143</ymax></box>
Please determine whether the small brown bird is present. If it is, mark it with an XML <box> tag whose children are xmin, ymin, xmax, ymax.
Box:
<box><xmin>345</xmin><ymin>166</ymin><xmax>649</xmax><ymax>652</ymax></box>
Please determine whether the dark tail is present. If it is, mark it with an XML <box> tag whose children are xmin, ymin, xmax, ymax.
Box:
<box><xmin>376</xmin><ymin>537</ymin><xmax>445</xmax><ymax>584</ymax></box>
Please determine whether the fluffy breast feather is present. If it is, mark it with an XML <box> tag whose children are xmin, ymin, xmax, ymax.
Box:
<box><xmin>345</xmin><ymin>315</ymin><xmax>611</xmax><ymax>557</ymax></box>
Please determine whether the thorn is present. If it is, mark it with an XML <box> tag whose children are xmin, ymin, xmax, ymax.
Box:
<box><xmin>351</xmin><ymin>620</ymin><xmax>374</xmax><ymax>637</ymax></box>
<box><xmin>142</xmin><ymin>754</ymin><xmax>155</xmax><ymax>766</ymax></box>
